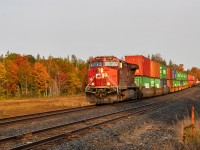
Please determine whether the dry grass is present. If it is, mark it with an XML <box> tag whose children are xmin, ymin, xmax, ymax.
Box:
<box><xmin>175</xmin><ymin>115</ymin><xmax>200</xmax><ymax>149</ymax></box>
<box><xmin>0</xmin><ymin>95</ymin><xmax>90</xmax><ymax>118</ymax></box>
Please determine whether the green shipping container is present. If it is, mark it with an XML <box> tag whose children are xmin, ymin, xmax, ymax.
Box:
<box><xmin>135</xmin><ymin>76</ymin><xmax>151</xmax><ymax>88</ymax></box>
<box><xmin>173</xmin><ymin>80</ymin><xmax>180</xmax><ymax>87</ymax></box>
<box><xmin>150</xmin><ymin>78</ymin><xmax>155</xmax><ymax>87</ymax></box>
<box><xmin>155</xmin><ymin>79</ymin><xmax>161</xmax><ymax>88</ymax></box>
<box><xmin>176</xmin><ymin>71</ymin><xmax>181</xmax><ymax>80</ymax></box>
<box><xmin>135</xmin><ymin>76</ymin><xmax>142</xmax><ymax>87</ymax></box>
<box><xmin>182</xmin><ymin>73</ymin><xmax>187</xmax><ymax>80</ymax></box>
<box><xmin>181</xmin><ymin>80</ymin><xmax>187</xmax><ymax>85</ymax></box>
<box><xmin>183</xmin><ymin>81</ymin><xmax>187</xmax><ymax>85</ymax></box>
<box><xmin>160</xmin><ymin>64</ymin><xmax>167</xmax><ymax>79</ymax></box>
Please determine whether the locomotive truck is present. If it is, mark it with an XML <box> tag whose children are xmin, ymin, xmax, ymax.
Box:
<box><xmin>85</xmin><ymin>56</ymin><xmax>142</xmax><ymax>104</ymax></box>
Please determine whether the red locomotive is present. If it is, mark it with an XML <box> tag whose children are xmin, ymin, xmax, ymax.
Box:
<box><xmin>85</xmin><ymin>56</ymin><xmax>141</xmax><ymax>104</ymax></box>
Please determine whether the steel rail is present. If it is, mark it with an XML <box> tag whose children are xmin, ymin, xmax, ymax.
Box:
<box><xmin>1</xmin><ymin>89</ymin><xmax>194</xmax><ymax>150</ymax></box>
<box><xmin>0</xmin><ymin>86</ymin><xmax>193</xmax><ymax>127</ymax></box>
<box><xmin>0</xmin><ymin>105</ymin><xmax>97</xmax><ymax>126</ymax></box>
<box><xmin>11</xmin><ymin>99</ymin><xmax>176</xmax><ymax>150</ymax></box>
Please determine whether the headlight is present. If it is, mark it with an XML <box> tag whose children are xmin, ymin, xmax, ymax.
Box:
<box><xmin>90</xmin><ymin>77</ymin><xmax>93</xmax><ymax>81</ymax></box>
<box><xmin>107</xmin><ymin>82</ymin><xmax>110</xmax><ymax>86</ymax></box>
<box><xmin>100</xmin><ymin>68</ymin><xmax>104</xmax><ymax>73</ymax></box>
<box><xmin>91</xmin><ymin>82</ymin><xmax>95</xmax><ymax>86</ymax></box>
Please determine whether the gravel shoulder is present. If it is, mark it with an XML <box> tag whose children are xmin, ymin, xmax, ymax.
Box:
<box><xmin>52</xmin><ymin>86</ymin><xmax>200</xmax><ymax>150</ymax></box>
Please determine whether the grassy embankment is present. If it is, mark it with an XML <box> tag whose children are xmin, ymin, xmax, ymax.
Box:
<box><xmin>176</xmin><ymin>114</ymin><xmax>200</xmax><ymax>149</ymax></box>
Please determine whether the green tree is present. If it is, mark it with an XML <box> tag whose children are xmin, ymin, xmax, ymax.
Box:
<box><xmin>168</xmin><ymin>60</ymin><xmax>173</xmax><ymax>66</ymax></box>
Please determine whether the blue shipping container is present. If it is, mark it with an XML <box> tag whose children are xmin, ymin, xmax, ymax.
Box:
<box><xmin>172</xmin><ymin>70</ymin><xmax>176</xmax><ymax>80</ymax></box>
<box><xmin>160</xmin><ymin>79</ymin><xmax>167</xmax><ymax>87</ymax></box>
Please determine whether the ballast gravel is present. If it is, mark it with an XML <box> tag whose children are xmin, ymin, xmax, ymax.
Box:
<box><xmin>0</xmin><ymin>87</ymin><xmax>199</xmax><ymax>150</ymax></box>
<box><xmin>50</xmin><ymin>87</ymin><xmax>200</xmax><ymax>150</ymax></box>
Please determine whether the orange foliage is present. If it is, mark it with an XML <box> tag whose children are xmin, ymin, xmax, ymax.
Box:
<box><xmin>4</xmin><ymin>60</ymin><xmax>19</xmax><ymax>94</ymax></box>
<box><xmin>33</xmin><ymin>62</ymin><xmax>50</xmax><ymax>94</ymax></box>
<box><xmin>190</xmin><ymin>67</ymin><xmax>200</xmax><ymax>80</ymax></box>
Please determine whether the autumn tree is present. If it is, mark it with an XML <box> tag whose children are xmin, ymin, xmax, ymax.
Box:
<box><xmin>190</xmin><ymin>67</ymin><xmax>200</xmax><ymax>80</ymax></box>
<box><xmin>14</xmin><ymin>55</ymin><xmax>33</xmax><ymax>95</ymax></box>
<box><xmin>176</xmin><ymin>64</ymin><xmax>184</xmax><ymax>72</ymax></box>
<box><xmin>0</xmin><ymin>62</ymin><xmax>6</xmax><ymax>80</ymax></box>
<box><xmin>66</xmin><ymin>71</ymin><xmax>81</xmax><ymax>94</ymax></box>
<box><xmin>0</xmin><ymin>62</ymin><xmax>6</xmax><ymax>97</ymax></box>
<box><xmin>4</xmin><ymin>60</ymin><xmax>19</xmax><ymax>97</ymax></box>
<box><xmin>32</xmin><ymin>62</ymin><xmax>50</xmax><ymax>97</ymax></box>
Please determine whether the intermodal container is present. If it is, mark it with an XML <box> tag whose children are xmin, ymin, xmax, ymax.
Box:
<box><xmin>172</xmin><ymin>69</ymin><xmax>176</xmax><ymax>80</ymax></box>
<box><xmin>125</xmin><ymin>55</ymin><xmax>150</xmax><ymax>77</ymax></box>
<box><xmin>166</xmin><ymin>67</ymin><xmax>172</xmax><ymax>79</ymax></box>
<box><xmin>180</xmin><ymin>72</ymin><xmax>186</xmax><ymax>80</ymax></box>
<box><xmin>176</xmin><ymin>71</ymin><xmax>181</xmax><ymax>80</ymax></box>
<box><xmin>155</xmin><ymin>78</ymin><xmax>161</xmax><ymax>88</ymax></box>
<box><xmin>182</xmin><ymin>81</ymin><xmax>187</xmax><ymax>85</ymax></box>
<box><xmin>187</xmin><ymin>74</ymin><xmax>194</xmax><ymax>81</ymax></box>
<box><xmin>160</xmin><ymin>64</ymin><xmax>167</xmax><ymax>79</ymax></box>
<box><xmin>173</xmin><ymin>80</ymin><xmax>180</xmax><ymax>87</ymax></box>
<box><xmin>150</xmin><ymin>61</ymin><xmax>160</xmax><ymax>78</ymax></box>
<box><xmin>143</xmin><ymin>77</ymin><xmax>151</xmax><ymax>88</ymax></box>
<box><xmin>167</xmin><ymin>80</ymin><xmax>172</xmax><ymax>88</ymax></box>
<box><xmin>135</xmin><ymin>76</ymin><xmax>142</xmax><ymax>87</ymax></box>
<box><xmin>182</xmin><ymin>73</ymin><xmax>187</xmax><ymax>81</ymax></box>
<box><xmin>188</xmin><ymin>80</ymin><xmax>194</xmax><ymax>86</ymax></box>
<box><xmin>150</xmin><ymin>78</ymin><xmax>155</xmax><ymax>87</ymax></box>
<box><xmin>160</xmin><ymin>79</ymin><xmax>167</xmax><ymax>87</ymax></box>
<box><xmin>135</xmin><ymin>76</ymin><xmax>151</xmax><ymax>88</ymax></box>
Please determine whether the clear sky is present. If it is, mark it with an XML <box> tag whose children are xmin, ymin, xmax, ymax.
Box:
<box><xmin>0</xmin><ymin>0</ymin><xmax>199</xmax><ymax>70</ymax></box>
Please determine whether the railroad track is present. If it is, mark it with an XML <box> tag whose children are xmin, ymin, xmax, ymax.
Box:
<box><xmin>0</xmin><ymin>88</ymin><xmax>195</xmax><ymax>150</ymax></box>
<box><xmin>0</xmin><ymin>105</ymin><xmax>99</xmax><ymax>127</ymax></box>
<box><xmin>0</xmin><ymin>99</ymin><xmax>144</xmax><ymax>128</ymax></box>
<box><xmin>0</xmin><ymin>87</ymin><xmax>191</xmax><ymax>127</ymax></box>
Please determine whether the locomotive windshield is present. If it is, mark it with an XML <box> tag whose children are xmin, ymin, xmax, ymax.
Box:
<box><xmin>91</xmin><ymin>62</ymin><xmax>103</xmax><ymax>67</ymax></box>
<box><xmin>105</xmin><ymin>61</ymin><xmax>118</xmax><ymax>67</ymax></box>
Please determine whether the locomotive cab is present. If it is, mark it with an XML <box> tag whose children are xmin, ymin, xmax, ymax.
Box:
<box><xmin>85</xmin><ymin>56</ymin><xmax>139</xmax><ymax>104</ymax></box>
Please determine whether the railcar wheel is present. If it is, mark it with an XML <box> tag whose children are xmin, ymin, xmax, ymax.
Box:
<box><xmin>137</xmin><ymin>93</ymin><xmax>143</xmax><ymax>99</ymax></box>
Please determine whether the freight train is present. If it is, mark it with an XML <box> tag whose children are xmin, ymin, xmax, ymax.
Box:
<box><xmin>85</xmin><ymin>55</ymin><xmax>197</xmax><ymax>104</ymax></box>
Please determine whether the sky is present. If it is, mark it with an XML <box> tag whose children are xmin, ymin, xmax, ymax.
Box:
<box><xmin>0</xmin><ymin>0</ymin><xmax>199</xmax><ymax>70</ymax></box>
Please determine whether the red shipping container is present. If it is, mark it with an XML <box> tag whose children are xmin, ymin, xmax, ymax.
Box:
<box><xmin>187</xmin><ymin>74</ymin><xmax>191</xmax><ymax>81</ymax></box>
<box><xmin>187</xmin><ymin>74</ymin><xmax>195</xmax><ymax>81</ymax></box>
<box><xmin>167</xmin><ymin>67</ymin><xmax>172</xmax><ymax>79</ymax></box>
<box><xmin>150</xmin><ymin>61</ymin><xmax>160</xmax><ymax>78</ymax></box>
<box><xmin>167</xmin><ymin>80</ymin><xmax>172</xmax><ymax>88</ymax></box>
<box><xmin>125</xmin><ymin>55</ymin><xmax>150</xmax><ymax>77</ymax></box>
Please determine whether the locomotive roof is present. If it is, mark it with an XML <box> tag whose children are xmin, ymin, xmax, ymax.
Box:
<box><xmin>91</xmin><ymin>56</ymin><xmax>139</xmax><ymax>70</ymax></box>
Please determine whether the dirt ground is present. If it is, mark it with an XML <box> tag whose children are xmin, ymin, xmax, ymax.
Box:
<box><xmin>0</xmin><ymin>95</ymin><xmax>90</xmax><ymax>118</ymax></box>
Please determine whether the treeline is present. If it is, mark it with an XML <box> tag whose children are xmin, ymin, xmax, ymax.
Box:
<box><xmin>149</xmin><ymin>53</ymin><xmax>200</xmax><ymax>80</ymax></box>
<box><xmin>0</xmin><ymin>52</ymin><xmax>88</xmax><ymax>99</ymax></box>
<box><xmin>0</xmin><ymin>52</ymin><xmax>199</xmax><ymax>99</ymax></box>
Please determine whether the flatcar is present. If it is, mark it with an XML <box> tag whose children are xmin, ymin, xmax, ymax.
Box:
<box><xmin>85</xmin><ymin>56</ymin><xmax>142</xmax><ymax>104</ymax></box>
